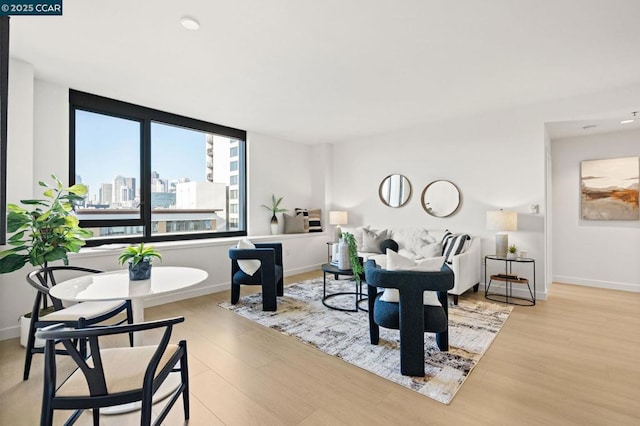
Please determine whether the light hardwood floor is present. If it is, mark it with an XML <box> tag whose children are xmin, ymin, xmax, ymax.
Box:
<box><xmin>1</xmin><ymin>270</ymin><xmax>639</xmax><ymax>425</ymax></box>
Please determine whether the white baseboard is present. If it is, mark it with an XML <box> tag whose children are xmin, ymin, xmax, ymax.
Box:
<box><xmin>553</xmin><ymin>275</ymin><xmax>640</xmax><ymax>293</ymax></box>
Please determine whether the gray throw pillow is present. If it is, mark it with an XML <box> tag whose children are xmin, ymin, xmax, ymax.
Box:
<box><xmin>361</xmin><ymin>228</ymin><xmax>389</xmax><ymax>253</ymax></box>
<box><xmin>283</xmin><ymin>213</ymin><xmax>305</xmax><ymax>234</ymax></box>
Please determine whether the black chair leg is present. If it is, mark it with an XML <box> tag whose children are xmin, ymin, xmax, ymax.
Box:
<box><xmin>277</xmin><ymin>278</ymin><xmax>284</xmax><ymax>297</ymax></box>
<box><xmin>436</xmin><ymin>330</ymin><xmax>449</xmax><ymax>351</ymax></box>
<box><xmin>92</xmin><ymin>408</ymin><xmax>100</xmax><ymax>426</ymax></box>
<box><xmin>23</xmin><ymin>319</ymin><xmax>37</xmax><ymax>380</ymax></box>
<box><xmin>261</xmin><ymin>282</ymin><xmax>277</xmax><ymax>311</ymax></box>
<box><xmin>180</xmin><ymin>341</ymin><xmax>190</xmax><ymax>420</ymax></box>
<box><xmin>231</xmin><ymin>283</ymin><xmax>240</xmax><ymax>304</ymax></box>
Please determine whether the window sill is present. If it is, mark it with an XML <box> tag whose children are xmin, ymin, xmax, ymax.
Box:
<box><xmin>72</xmin><ymin>231</ymin><xmax>328</xmax><ymax>259</ymax></box>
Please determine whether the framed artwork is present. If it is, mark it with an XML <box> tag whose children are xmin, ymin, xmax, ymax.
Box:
<box><xmin>580</xmin><ymin>157</ymin><xmax>639</xmax><ymax>220</ymax></box>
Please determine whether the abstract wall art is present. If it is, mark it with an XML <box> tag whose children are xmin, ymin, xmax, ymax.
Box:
<box><xmin>580</xmin><ymin>156</ymin><xmax>639</xmax><ymax>220</ymax></box>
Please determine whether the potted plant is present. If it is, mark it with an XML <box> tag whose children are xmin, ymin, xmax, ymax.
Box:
<box><xmin>0</xmin><ymin>175</ymin><xmax>93</xmax><ymax>346</ymax></box>
<box><xmin>261</xmin><ymin>194</ymin><xmax>287</xmax><ymax>235</ymax></box>
<box><xmin>118</xmin><ymin>242</ymin><xmax>162</xmax><ymax>280</ymax></box>
<box><xmin>341</xmin><ymin>232</ymin><xmax>364</xmax><ymax>284</ymax></box>
<box><xmin>0</xmin><ymin>175</ymin><xmax>93</xmax><ymax>274</ymax></box>
<box><xmin>507</xmin><ymin>244</ymin><xmax>518</xmax><ymax>260</ymax></box>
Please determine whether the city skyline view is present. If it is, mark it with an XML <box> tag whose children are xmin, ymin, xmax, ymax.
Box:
<box><xmin>75</xmin><ymin>110</ymin><xmax>227</xmax><ymax>204</ymax></box>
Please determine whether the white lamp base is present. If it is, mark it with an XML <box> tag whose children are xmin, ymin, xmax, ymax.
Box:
<box><xmin>496</xmin><ymin>233</ymin><xmax>508</xmax><ymax>258</ymax></box>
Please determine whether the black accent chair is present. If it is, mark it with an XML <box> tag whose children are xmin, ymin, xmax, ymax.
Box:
<box><xmin>36</xmin><ymin>317</ymin><xmax>189</xmax><ymax>426</ymax></box>
<box><xmin>364</xmin><ymin>259</ymin><xmax>455</xmax><ymax>376</ymax></box>
<box><xmin>24</xmin><ymin>266</ymin><xmax>133</xmax><ymax>380</ymax></box>
<box><xmin>228</xmin><ymin>243</ymin><xmax>284</xmax><ymax>311</ymax></box>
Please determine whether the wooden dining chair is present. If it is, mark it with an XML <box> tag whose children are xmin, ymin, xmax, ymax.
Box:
<box><xmin>36</xmin><ymin>317</ymin><xmax>189</xmax><ymax>426</ymax></box>
<box><xmin>23</xmin><ymin>266</ymin><xmax>133</xmax><ymax>380</ymax></box>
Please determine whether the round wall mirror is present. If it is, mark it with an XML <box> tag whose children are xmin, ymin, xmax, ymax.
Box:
<box><xmin>421</xmin><ymin>180</ymin><xmax>461</xmax><ymax>217</ymax></box>
<box><xmin>379</xmin><ymin>174</ymin><xmax>412</xmax><ymax>208</ymax></box>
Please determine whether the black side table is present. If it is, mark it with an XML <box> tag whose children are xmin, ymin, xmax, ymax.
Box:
<box><xmin>484</xmin><ymin>255</ymin><xmax>536</xmax><ymax>306</ymax></box>
<box><xmin>321</xmin><ymin>263</ymin><xmax>367</xmax><ymax>312</ymax></box>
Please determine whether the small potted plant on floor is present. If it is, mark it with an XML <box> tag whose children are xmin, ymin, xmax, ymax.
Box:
<box><xmin>261</xmin><ymin>194</ymin><xmax>288</xmax><ymax>235</ymax></box>
<box><xmin>507</xmin><ymin>244</ymin><xmax>518</xmax><ymax>260</ymax></box>
<box><xmin>118</xmin><ymin>243</ymin><xmax>162</xmax><ymax>280</ymax></box>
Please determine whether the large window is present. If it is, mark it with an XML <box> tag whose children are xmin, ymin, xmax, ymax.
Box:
<box><xmin>70</xmin><ymin>90</ymin><xmax>247</xmax><ymax>245</ymax></box>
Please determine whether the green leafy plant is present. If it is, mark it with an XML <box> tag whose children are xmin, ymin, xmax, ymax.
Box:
<box><xmin>508</xmin><ymin>244</ymin><xmax>517</xmax><ymax>254</ymax></box>
<box><xmin>118</xmin><ymin>242</ymin><xmax>162</xmax><ymax>267</ymax></box>
<box><xmin>341</xmin><ymin>232</ymin><xmax>363</xmax><ymax>284</ymax></box>
<box><xmin>0</xmin><ymin>175</ymin><xmax>93</xmax><ymax>274</ymax></box>
<box><xmin>261</xmin><ymin>194</ymin><xmax>288</xmax><ymax>216</ymax></box>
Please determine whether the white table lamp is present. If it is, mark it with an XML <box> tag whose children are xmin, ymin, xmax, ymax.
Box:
<box><xmin>329</xmin><ymin>211</ymin><xmax>348</xmax><ymax>242</ymax></box>
<box><xmin>486</xmin><ymin>210</ymin><xmax>517</xmax><ymax>257</ymax></box>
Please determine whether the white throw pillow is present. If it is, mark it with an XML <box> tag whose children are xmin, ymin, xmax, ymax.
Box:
<box><xmin>237</xmin><ymin>239</ymin><xmax>261</xmax><ymax>276</ymax></box>
<box><xmin>415</xmin><ymin>242</ymin><xmax>443</xmax><ymax>260</ymax></box>
<box><xmin>379</xmin><ymin>250</ymin><xmax>445</xmax><ymax>306</ymax></box>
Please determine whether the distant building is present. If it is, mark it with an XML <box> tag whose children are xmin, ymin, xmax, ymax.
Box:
<box><xmin>175</xmin><ymin>181</ymin><xmax>226</xmax><ymax>210</ymax></box>
<box><xmin>99</xmin><ymin>183</ymin><xmax>113</xmax><ymax>205</ymax></box>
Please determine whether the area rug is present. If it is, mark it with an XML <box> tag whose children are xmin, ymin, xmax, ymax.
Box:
<box><xmin>219</xmin><ymin>278</ymin><xmax>512</xmax><ymax>404</ymax></box>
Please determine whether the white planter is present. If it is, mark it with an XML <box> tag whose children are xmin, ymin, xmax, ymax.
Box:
<box><xmin>20</xmin><ymin>315</ymin><xmax>44</xmax><ymax>348</ymax></box>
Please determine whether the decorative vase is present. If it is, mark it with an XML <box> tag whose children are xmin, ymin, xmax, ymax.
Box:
<box><xmin>129</xmin><ymin>260</ymin><xmax>152</xmax><ymax>280</ymax></box>
<box><xmin>337</xmin><ymin>238</ymin><xmax>351</xmax><ymax>270</ymax></box>
<box><xmin>270</xmin><ymin>214</ymin><xmax>278</xmax><ymax>235</ymax></box>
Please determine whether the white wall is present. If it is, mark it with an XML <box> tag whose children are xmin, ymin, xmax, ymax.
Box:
<box><xmin>0</xmin><ymin>71</ymin><xmax>328</xmax><ymax>341</ymax></box>
<box><xmin>332</xmin><ymin>107</ymin><xmax>547</xmax><ymax>299</ymax></box>
<box><xmin>331</xmin><ymin>81</ymin><xmax>640</xmax><ymax>302</ymax></box>
<box><xmin>551</xmin><ymin>129</ymin><xmax>640</xmax><ymax>291</ymax></box>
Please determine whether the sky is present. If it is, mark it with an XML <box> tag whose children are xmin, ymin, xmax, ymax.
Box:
<box><xmin>75</xmin><ymin>110</ymin><xmax>209</xmax><ymax>201</ymax></box>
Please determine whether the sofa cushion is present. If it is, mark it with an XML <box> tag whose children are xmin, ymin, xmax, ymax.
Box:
<box><xmin>415</xmin><ymin>242</ymin><xmax>442</xmax><ymax>260</ymax></box>
<box><xmin>294</xmin><ymin>208</ymin><xmax>310</xmax><ymax>232</ymax></box>
<box><xmin>379</xmin><ymin>250</ymin><xmax>445</xmax><ymax>306</ymax></box>
<box><xmin>236</xmin><ymin>239</ymin><xmax>261</xmax><ymax>276</ymax></box>
<box><xmin>443</xmin><ymin>233</ymin><xmax>471</xmax><ymax>264</ymax></box>
<box><xmin>361</xmin><ymin>228</ymin><xmax>389</xmax><ymax>253</ymax></box>
<box><xmin>308</xmin><ymin>209</ymin><xmax>322</xmax><ymax>232</ymax></box>
<box><xmin>283</xmin><ymin>213</ymin><xmax>305</xmax><ymax>234</ymax></box>
<box><xmin>389</xmin><ymin>228</ymin><xmax>433</xmax><ymax>253</ymax></box>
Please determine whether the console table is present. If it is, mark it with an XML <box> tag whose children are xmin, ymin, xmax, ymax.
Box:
<box><xmin>484</xmin><ymin>255</ymin><xmax>536</xmax><ymax>306</ymax></box>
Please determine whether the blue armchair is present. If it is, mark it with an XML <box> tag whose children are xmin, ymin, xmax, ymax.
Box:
<box><xmin>228</xmin><ymin>243</ymin><xmax>284</xmax><ymax>311</ymax></box>
<box><xmin>364</xmin><ymin>259</ymin><xmax>454</xmax><ymax>376</ymax></box>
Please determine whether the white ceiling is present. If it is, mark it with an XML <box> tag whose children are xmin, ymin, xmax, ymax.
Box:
<box><xmin>9</xmin><ymin>0</ymin><xmax>640</xmax><ymax>144</ymax></box>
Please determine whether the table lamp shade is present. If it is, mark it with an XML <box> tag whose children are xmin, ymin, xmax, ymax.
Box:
<box><xmin>329</xmin><ymin>211</ymin><xmax>348</xmax><ymax>225</ymax></box>
<box><xmin>487</xmin><ymin>210</ymin><xmax>517</xmax><ymax>257</ymax></box>
<box><xmin>329</xmin><ymin>211</ymin><xmax>348</xmax><ymax>242</ymax></box>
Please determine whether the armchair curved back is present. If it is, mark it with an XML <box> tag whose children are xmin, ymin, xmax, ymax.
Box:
<box><xmin>364</xmin><ymin>259</ymin><xmax>455</xmax><ymax>376</ymax></box>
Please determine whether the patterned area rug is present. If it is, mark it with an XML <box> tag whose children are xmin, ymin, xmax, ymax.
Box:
<box><xmin>219</xmin><ymin>278</ymin><xmax>512</xmax><ymax>404</ymax></box>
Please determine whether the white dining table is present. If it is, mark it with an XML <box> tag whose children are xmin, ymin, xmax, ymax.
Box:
<box><xmin>49</xmin><ymin>266</ymin><xmax>208</xmax><ymax>345</ymax></box>
<box><xmin>48</xmin><ymin>266</ymin><xmax>208</xmax><ymax>415</ymax></box>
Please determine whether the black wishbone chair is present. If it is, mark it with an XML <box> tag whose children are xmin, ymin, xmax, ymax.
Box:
<box><xmin>36</xmin><ymin>317</ymin><xmax>189</xmax><ymax>426</ymax></box>
<box><xmin>24</xmin><ymin>266</ymin><xmax>134</xmax><ymax>380</ymax></box>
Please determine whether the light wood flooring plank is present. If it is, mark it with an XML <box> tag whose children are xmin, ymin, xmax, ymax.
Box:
<box><xmin>1</xmin><ymin>271</ymin><xmax>639</xmax><ymax>425</ymax></box>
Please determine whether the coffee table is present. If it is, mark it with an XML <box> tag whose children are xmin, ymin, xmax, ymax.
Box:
<box><xmin>321</xmin><ymin>263</ymin><xmax>366</xmax><ymax>312</ymax></box>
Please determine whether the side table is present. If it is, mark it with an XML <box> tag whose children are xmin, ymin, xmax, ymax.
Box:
<box><xmin>321</xmin><ymin>263</ymin><xmax>367</xmax><ymax>312</ymax></box>
<box><xmin>484</xmin><ymin>255</ymin><xmax>536</xmax><ymax>306</ymax></box>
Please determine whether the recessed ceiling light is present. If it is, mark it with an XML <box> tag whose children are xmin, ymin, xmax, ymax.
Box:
<box><xmin>620</xmin><ymin>119</ymin><xmax>634</xmax><ymax>124</ymax></box>
<box><xmin>582</xmin><ymin>124</ymin><xmax>597</xmax><ymax>130</ymax></box>
<box><xmin>180</xmin><ymin>16</ymin><xmax>200</xmax><ymax>30</ymax></box>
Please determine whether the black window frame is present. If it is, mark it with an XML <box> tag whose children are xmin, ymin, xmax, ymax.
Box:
<box><xmin>69</xmin><ymin>90</ymin><xmax>247</xmax><ymax>246</ymax></box>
